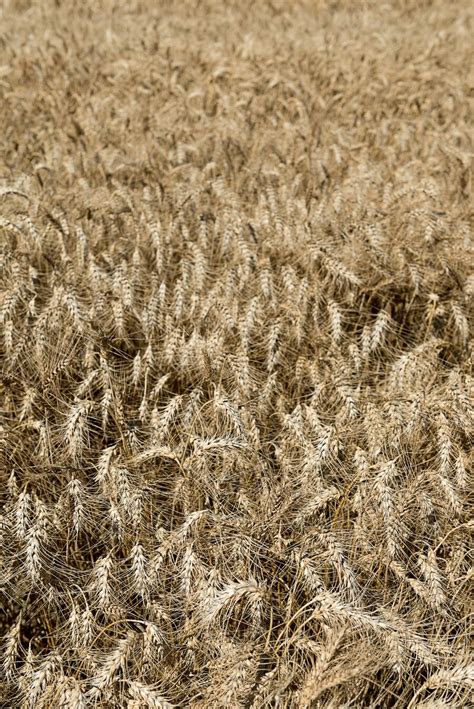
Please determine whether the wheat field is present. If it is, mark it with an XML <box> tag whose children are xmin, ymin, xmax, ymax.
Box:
<box><xmin>1</xmin><ymin>0</ymin><xmax>473</xmax><ymax>707</ymax></box>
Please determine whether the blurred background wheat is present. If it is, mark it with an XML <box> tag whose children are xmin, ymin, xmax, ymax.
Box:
<box><xmin>1</xmin><ymin>1</ymin><xmax>473</xmax><ymax>707</ymax></box>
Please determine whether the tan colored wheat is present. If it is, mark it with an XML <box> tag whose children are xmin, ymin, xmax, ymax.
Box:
<box><xmin>1</xmin><ymin>0</ymin><xmax>473</xmax><ymax>707</ymax></box>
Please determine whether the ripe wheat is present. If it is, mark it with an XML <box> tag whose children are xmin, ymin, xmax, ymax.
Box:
<box><xmin>1</xmin><ymin>0</ymin><xmax>473</xmax><ymax>707</ymax></box>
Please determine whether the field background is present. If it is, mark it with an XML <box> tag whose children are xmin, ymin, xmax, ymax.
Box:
<box><xmin>1</xmin><ymin>1</ymin><xmax>473</xmax><ymax>707</ymax></box>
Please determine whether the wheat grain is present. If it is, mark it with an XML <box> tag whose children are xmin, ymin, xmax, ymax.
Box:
<box><xmin>1</xmin><ymin>1</ymin><xmax>472</xmax><ymax>706</ymax></box>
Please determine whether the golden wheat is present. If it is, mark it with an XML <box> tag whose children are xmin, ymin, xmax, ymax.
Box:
<box><xmin>1</xmin><ymin>0</ymin><xmax>473</xmax><ymax>707</ymax></box>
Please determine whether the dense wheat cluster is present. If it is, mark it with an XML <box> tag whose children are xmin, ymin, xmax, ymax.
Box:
<box><xmin>1</xmin><ymin>0</ymin><xmax>473</xmax><ymax>706</ymax></box>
